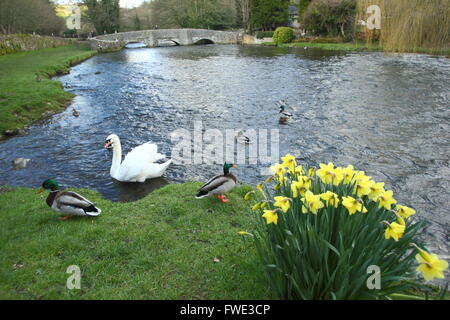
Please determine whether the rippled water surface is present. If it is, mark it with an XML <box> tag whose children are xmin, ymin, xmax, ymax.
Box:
<box><xmin>0</xmin><ymin>45</ymin><xmax>449</xmax><ymax>256</ymax></box>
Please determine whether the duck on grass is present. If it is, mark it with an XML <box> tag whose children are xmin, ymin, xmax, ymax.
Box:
<box><xmin>38</xmin><ymin>179</ymin><xmax>101</xmax><ymax>220</ymax></box>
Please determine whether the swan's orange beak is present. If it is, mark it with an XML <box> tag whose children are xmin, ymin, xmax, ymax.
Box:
<box><xmin>104</xmin><ymin>140</ymin><xmax>112</xmax><ymax>149</ymax></box>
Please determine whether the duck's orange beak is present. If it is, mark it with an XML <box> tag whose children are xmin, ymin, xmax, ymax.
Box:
<box><xmin>37</xmin><ymin>188</ymin><xmax>45</xmax><ymax>194</ymax></box>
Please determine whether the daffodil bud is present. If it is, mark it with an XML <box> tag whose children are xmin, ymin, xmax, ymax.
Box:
<box><xmin>243</xmin><ymin>191</ymin><xmax>255</xmax><ymax>201</ymax></box>
<box><xmin>257</xmin><ymin>183</ymin><xmax>264</xmax><ymax>193</ymax></box>
<box><xmin>252</xmin><ymin>202</ymin><xmax>261</xmax><ymax>211</ymax></box>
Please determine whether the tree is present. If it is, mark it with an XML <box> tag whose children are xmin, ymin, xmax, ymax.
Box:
<box><xmin>150</xmin><ymin>0</ymin><xmax>237</xmax><ymax>30</ymax></box>
<box><xmin>298</xmin><ymin>0</ymin><xmax>312</xmax><ymax>17</ymax></box>
<box><xmin>133</xmin><ymin>13</ymin><xmax>141</xmax><ymax>30</ymax></box>
<box><xmin>235</xmin><ymin>0</ymin><xmax>252</xmax><ymax>33</ymax></box>
<box><xmin>251</xmin><ymin>0</ymin><xmax>290</xmax><ymax>31</ymax></box>
<box><xmin>0</xmin><ymin>0</ymin><xmax>65</xmax><ymax>35</ymax></box>
<box><xmin>82</xmin><ymin>0</ymin><xmax>120</xmax><ymax>34</ymax></box>
<box><xmin>303</xmin><ymin>0</ymin><xmax>356</xmax><ymax>37</ymax></box>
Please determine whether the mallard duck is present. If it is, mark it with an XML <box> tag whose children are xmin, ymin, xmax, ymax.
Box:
<box><xmin>236</xmin><ymin>130</ymin><xmax>252</xmax><ymax>144</ymax></box>
<box><xmin>38</xmin><ymin>179</ymin><xmax>101</xmax><ymax>220</ymax></box>
<box><xmin>279</xmin><ymin>102</ymin><xmax>292</xmax><ymax>124</ymax></box>
<box><xmin>195</xmin><ymin>163</ymin><xmax>237</xmax><ymax>203</ymax></box>
<box><xmin>72</xmin><ymin>108</ymin><xmax>80</xmax><ymax>117</ymax></box>
<box><xmin>104</xmin><ymin>134</ymin><xmax>172</xmax><ymax>182</ymax></box>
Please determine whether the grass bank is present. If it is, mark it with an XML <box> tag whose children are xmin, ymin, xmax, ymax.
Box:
<box><xmin>263</xmin><ymin>41</ymin><xmax>450</xmax><ymax>56</ymax></box>
<box><xmin>0</xmin><ymin>45</ymin><xmax>97</xmax><ymax>139</ymax></box>
<box><xmin>263</xmin><ymin>41</ymin><xmax>382</xmax><ymax>52</ymax></box>
<box><xmin>0</xmin><ymin>183</ymin><xmax>267</xmax><ymax>299</ymax></box>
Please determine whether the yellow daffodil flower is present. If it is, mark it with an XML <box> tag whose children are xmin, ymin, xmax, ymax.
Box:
<box><xmin>396</xmin><ymin>205</ymin><xmax>416</xmax><ymax>219</ymax></box>
<box><xmin>320</xmin><ymin>191</ymin><xmax>339</xmax><ymax>208</ymax></box>
<box><xmin>270</xmin><ymin>163</ymin><xmax>285</xmax><ymax>177</ymax></box>
<box><xmin>413</xmin><ymin>245</ymin><xmax>449</xmax><ymax>281</ymax></box>
<box><xmin>262</xmin><ymin>209</ymin><xmax>278</xmax><ymax>225</ymax></box>
<box><xmin>316</xmin><ymin>162</ymin><xmax>343</xmax><ymax>185</ymax></box>
<box><xmin>384</xmin><ymin>215</ymin><xmax>405</xmax><ymax>241</ymax></box>
<box><xmin>274</xmin><ymin>183</ymin><xmax>281</xmax><ymax>191</ymax></box>
<box><xmin>301</xmin><ymin>191</ymin><xmax>324</xmax><ymax>215</ymax></box>
<box><xmin>291</xmin><ymin>178</ymin><xmax>310</xmax><ymax>198</ymax></box>
<box><xmin>342</xmin><ymin>165</ymin><xmax>355</xmax><ymax>184</ymax></box>
<box><xmin>257</xmin><ymin>183</ymin><xmax>264</xmax><ymax>193</ymax></box>
<box><xmin>265</xmin><ymin>176</ymin><xmax>273</xmax><ymax>183</ymax></box>
<box><xmin>294</xmin><ymin>165</ymin><xmax>304</xmax><ymax>176</ymax></box>
<box><xmin>332</xmin><ymin>167</ymin><xmax>344</xmax><ymax>185</ymax></box>
<box><xmin>368</xmin><ymin>181</ymin><xmax>385</xmax><ymax>200</ymax></box>
<box><xmin>353</xmin><ymin>178</ymin><xmax>373</xmax><ymax>197</ymax></box>
<box><xmin>274</xmin><ymin>196</ymin><xmax>291</xmax><ymax>213</ymax></box>
<box><xmin>237</xmin><ymin>231</ymin><xmax>253</xmax><ymax>237</ymax></box>
<box><xmin>352</xmin><ymin>171</ymin><xmax>371</xmax><ymax>185</ymax></box>
<box><xmin>281</xmin><ymin>154</ymin><xmax>296</xmax><ymax>172</ymax></box>
<box><xmin>384</xmin><ymin>221</ymin><xmax>405</xmax><ymax>241</ymax></box>
<box><xmin>307</xmin><ymin>167</ymin><xmax>315</xmax><ymax>177</ymax></box>
<box><xmin>275</xmin><ymin>174</ymin><xmax>287</xmax><ymax>184</ymax></box>
<box><xmin>260</xmin><ymin>201</ymin><xmax>268</xmax><ymax>208</ymax></box>
<box><xmin>376</xmin><ymin>190</ymin><xmax>397</xmax><ymax>210</ymax></box>
<box><xmin>316</xmin><ymin>162</ymin><xmax>336</xmax><ymax>184</ymax></box>
<box><xmin>300</xmin><ymin>176</ymin><xmax>312</xmax><ymax>189</ymax></box>
<box><xmin>342</xmin><ymin>196</ymin><xmax>368</xmax><ymax>215</ymax></box>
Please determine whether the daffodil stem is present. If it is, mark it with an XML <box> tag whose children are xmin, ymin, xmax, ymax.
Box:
<box><xmin>389</xmin><ymin>293</ymin><xmax>426</xmax><ymax>300</ymax></box>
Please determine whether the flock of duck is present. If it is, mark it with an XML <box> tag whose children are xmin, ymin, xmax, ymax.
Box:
<box><xmin>38</xmin><ymin>102</ymin><xmax>293</xmax><ymax>220</ymax></box>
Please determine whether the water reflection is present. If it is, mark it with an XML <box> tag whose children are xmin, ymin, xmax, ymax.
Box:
<box><xmin>112</xmin><ymin>177</ymin><xmax>170</xmax><ymax>202</ymax></box>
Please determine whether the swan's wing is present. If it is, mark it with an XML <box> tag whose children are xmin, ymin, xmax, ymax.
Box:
<box><xmin>123</xmin><ymin>142</ymin><xmax>165</xmax><ymax>164</ymax></box>
<box><xmin>118</xmin><ymin>142</ymin><xmax>168</xmax><ymax>181</ymax></box>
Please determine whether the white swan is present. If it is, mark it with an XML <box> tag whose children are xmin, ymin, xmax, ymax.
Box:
<box><xmin>104</xmin><ymin>134</ymin><xmax>172</xmax><ymax>182</ymax></box>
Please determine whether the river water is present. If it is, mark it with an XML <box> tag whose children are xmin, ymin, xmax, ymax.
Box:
<box><xmin>0</xmin><ymin>44</ymin><xmax>449</xmax><ymax>258</ymax></box>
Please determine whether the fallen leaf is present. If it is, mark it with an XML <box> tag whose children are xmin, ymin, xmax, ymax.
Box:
<box><xmin>213</xmin><ymin>257</ymin><xmax>220</xmax><ymax>263</ymax></box>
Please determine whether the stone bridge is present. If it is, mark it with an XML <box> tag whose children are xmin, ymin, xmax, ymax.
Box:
<box><xmin>89</xmin><ymin>29</ymin><xmax>243</xmax><ymax>51</ymax></box>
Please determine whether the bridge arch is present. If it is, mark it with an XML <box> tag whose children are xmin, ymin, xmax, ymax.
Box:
<box><xmin>157</xmin><ymin>39</ymin><xmax>181</xmax><ymax>46</ymax></box>
<box><xmin>124</xmin><ymin>41</ymin><xmax>147</xmax><ymax>48</ymax></box>
<box><xmin>194</xmin><ymin>38</ymin><xmax>215</xmax><ymax>45</ymax></box>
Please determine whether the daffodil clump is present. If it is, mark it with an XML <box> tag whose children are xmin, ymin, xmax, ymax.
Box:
<box><xmin>243</xmin><ymin>154</ymin><xmax>448</xmax><ymax>300</ymax></box>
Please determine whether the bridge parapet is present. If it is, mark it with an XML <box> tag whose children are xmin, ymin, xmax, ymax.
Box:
<box><xmin>89</xmin><ymin>29</ymin><xmax>243</xmax><ymax>51</ymax></box>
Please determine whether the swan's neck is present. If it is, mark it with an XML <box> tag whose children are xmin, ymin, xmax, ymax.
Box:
<box><xmin>111</xmin><ymin>140</ymin><xmax>122</xmax><ymax>178</ymax></box>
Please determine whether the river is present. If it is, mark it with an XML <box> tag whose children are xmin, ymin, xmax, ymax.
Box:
<box><xmin>0</xmin><ymin>44</ymin><xmax>449</xmax><ymax>258</ymax></box>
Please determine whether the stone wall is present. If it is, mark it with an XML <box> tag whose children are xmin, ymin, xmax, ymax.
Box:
<box><xmin>0</xmin><ymin>34</ymin><xmax>77</xmax><ymax>55</ymax></box>
<box><xmin>242</xmin><ymin>34</ymin><xmax>273</xmax><ymax>45</ymax></box>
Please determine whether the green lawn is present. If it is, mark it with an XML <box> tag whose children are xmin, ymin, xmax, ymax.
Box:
<box><xmin>0</xmin><ymin>45</ymin><xmax>96</xmax><ymax>138</ymax></box>
<box><xmin>0</xmin><ymin>183</ymin><xmax>267</xmax><ymax>299</ymax></box>
<box><xmin>263</xmin><ymin>41</ymin><xmax>382</xmax><ymax>52</ymax></box>
<box><xmin>263</xmin><ymin>41</ymin><xmax>450</xmax><ymax>56</ymax></box>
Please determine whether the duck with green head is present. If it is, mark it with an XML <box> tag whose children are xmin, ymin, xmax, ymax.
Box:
<box><xmin>38</xmin><ymin>179</ymin><xmax>101</xmax><ymax>220</ymax></box>
<box><xmin>195</xmin><ymin>163</ymin><xmax>237</xmax><ymax>203</ymax></box>
<box><xmin>279</xmin><ymin>101</ymin><xmax>293</xmax><ymax>124</ymax></box>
